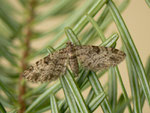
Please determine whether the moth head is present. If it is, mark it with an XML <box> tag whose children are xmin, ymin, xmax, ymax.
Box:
<box><xmin>66</xmin><ymin>41</ymin><xmax>74</xmax><ymax>47</ymax></box>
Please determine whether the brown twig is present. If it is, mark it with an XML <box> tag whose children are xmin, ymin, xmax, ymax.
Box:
<box><xmin>18</xmin><ymin>0</ymin><xmax>36</xmax><ymax>113</ymax></box>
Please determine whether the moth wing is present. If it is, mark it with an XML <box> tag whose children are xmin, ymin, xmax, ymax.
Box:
<box><xmin>23</xmin><ymin>48</ymin><xmax>68</xmax><ymax>82</ymax></box>
<box><xmin>75</xmin><ymin>45</ymin><xmax>126</xmax><ymax>71</ymax></box>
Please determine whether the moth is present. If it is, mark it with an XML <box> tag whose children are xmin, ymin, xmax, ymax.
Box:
<box><xmin>23</xmin><ymin>42</ymin><xmax>126</xmax><ymax>82</ymax></box>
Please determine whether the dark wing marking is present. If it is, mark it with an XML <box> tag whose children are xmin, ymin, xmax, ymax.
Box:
<box><xmin>23</xmin><ymin>48</ymin><xmax>68</xmax><ymax>82</ymax></box>
<box><xmin>75</xmin><ymin>45</ymin><xmax>126</xmax><ymax>71</ymax></box>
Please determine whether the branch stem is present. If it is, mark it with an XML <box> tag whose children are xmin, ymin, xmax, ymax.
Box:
<box><xmin>18</xmin><ymin>0</ymin><xmax>36</xmax><ymax>113</ymax></box>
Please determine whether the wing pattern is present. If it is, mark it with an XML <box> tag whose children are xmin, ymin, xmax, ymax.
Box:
<box><xmin>23</xmin><ymin>48</ymin><xmax>68</xmax><ymax>82</ymax></box>
<box><xmin>75</xmin><ymin>45</ymin><xmax>126</xmax><ymax>71</ymax></box>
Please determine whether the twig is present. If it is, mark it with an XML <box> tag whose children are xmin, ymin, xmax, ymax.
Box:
<box><xmin>18</xmin><ymin>0</ymin><xmax>36</xmax><ymax>113</ymax></box>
